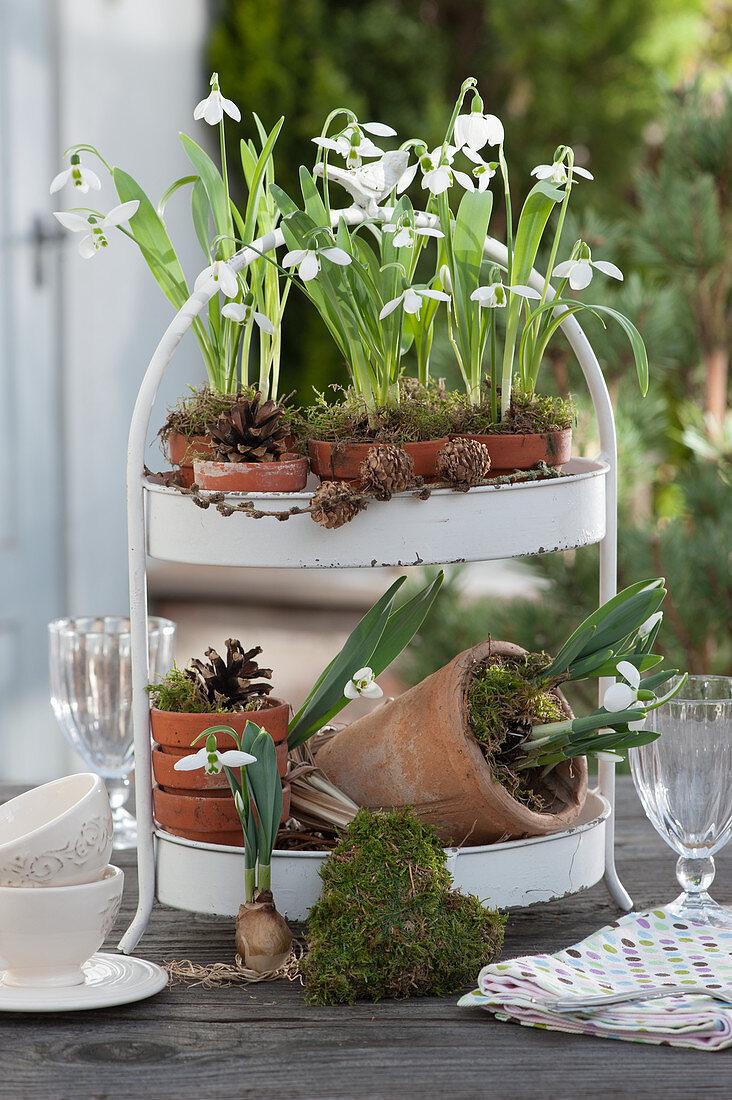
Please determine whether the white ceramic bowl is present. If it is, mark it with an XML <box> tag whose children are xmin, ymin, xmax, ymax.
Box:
<box><xmin>0</xmin><ymin>864</ymin><xmax>124</xmax><ymax>987</ymax></box>
<box><xmin>0</xmin><ymin>774</ymin><xmax>113</xmax><ymax>887</ymax></box>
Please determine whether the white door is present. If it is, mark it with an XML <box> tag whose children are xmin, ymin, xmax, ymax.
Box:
<box><xmin>0</xmin><ymin>0</ymin><xmax>207</xmax><ymax>782</ymax></box>
<box><xmin>0</xmin><ymin>0</ymin><xmax>68</xmax><ymax>780</ymax></box>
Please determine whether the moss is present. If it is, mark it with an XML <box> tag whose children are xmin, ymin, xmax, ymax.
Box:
<box><xmin>284</xmin><ymin>383</ymin><xmax>575</xmax><ymax>446</ymax></box>
<box><xmin>158</xmin><ymin>384</ymin><xmax>256</xmax><ymax>444</ymax></box>
<box><xmin>303</xmin><ymin>807</ymin><xmax>506</xmax><ymax>1005</ymax></box>
<box><xmin>467</xmin><ymin>654</ymin><xmax>565</xmax><ymax>811</ymax></box>
<box><xmin>147</xmin><ymin>665</ymin><xmax>266</xmax><ymax>714</ymax></box>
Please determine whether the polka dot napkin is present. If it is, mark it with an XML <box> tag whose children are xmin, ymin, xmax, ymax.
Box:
<box><xmin>458</xmin><ymin>908</ymin><xmax>732</xmax><ymax>1050</ymax></box>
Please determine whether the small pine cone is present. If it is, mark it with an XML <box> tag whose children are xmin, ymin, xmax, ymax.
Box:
<box><xmin>358</xmin><ymin>445</ymin><xmax>416</xmax><ymax>500</ymax></box>
<box><xmin>310</xmin><ymin>481</ymin><xmax>364</xmax><ymax>529</ymax></box>
<box><xmin>436</xmin><ymin>437</ymin><xmax>491</xmax><ymax>489</ymax></box>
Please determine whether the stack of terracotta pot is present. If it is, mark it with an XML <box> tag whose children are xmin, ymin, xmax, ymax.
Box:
<box><xmin>151</xmin><ymin>701</ymin><xmax>291</xmax><ymax>846</ymax></box>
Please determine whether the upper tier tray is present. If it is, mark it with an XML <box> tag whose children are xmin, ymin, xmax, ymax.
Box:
<box><xmin>144</xmin><ymin>457</ymin><xmax>608</xmax><ymax>569</ymax></box>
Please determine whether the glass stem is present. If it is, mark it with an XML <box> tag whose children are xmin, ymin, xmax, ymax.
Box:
<box><xmin>676</xmin><ymin>855</ymin><xmax>716</xmax><ymax>899</ymax></box>
<box><xmin>105</xmin><ymin>775</ymin><xmax>131</xmax><ymax>819</ymax></box>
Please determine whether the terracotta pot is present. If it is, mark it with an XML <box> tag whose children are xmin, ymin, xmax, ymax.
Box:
<box><xmin>153</xmin><ymin>786</ymin><xmax>241</xmax><ymax>845</ymax></box>
<box><xmin>453</xmin><ymin>428</ymin><xmax>572</xmax><ymax>477</ymax></box>
<box><xmin>153</xmin><ymin>781</ymin><xmax>292</xmax><ymax>846</ymax></box>
<box><xmin>316</xmin><ymin>641</ymin><xmax>587</xmax><ymax>845</ymax></box>
<box><xmin>150</xmin><ymin>697</ymin><xmax>290</xmax><ymax>751</ymax></box>
<box><xmin>308</xmin><ymin>438</ymin><xmax>450</xmax><ymax>484</ymax></box>
<box><xmin>193</xmin><ymin>454</ymin><xmax>308</xmax><ymax>493</ymax></box>
<box><xmin>152</xmin><ymin>740</ymin><xmax>289</xmax><ymax>787</ymax></box>
<box><xmin>167</xmin><ymin>432</ymin><xmax>215</xmax><ymax>488</ymax></box>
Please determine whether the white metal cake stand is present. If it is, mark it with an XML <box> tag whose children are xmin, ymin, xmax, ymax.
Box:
<box><xmin>118</xmin><ymin>209</ymin><xmax>630</xmax><ymax>954</ymax></box>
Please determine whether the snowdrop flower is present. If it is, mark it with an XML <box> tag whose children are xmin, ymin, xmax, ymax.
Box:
<box><xmin>508</xmin><ymin>284</ymin><xmax>541</xmax><ymax>301</ymax></box>
<box><xmin>531</xmin><ymin>159</ymin><xmax>593</xmax><ymax>185</ymax></box>
<box><xmin>174</xmin><ymin>734</ymin><xmax>256</xmax><ymax>776</ymax></box>
<box><xmin>379</xmin><ymin>286</ymin><xmax>450</xmax><ymax>319</ymax></box>
<box><xmin>552</xmin><ymin>246</ymin><xmax>623</xmax><ymax>291</ymax></box>
<box><xmin>194</xmin><ymin>259</ymin><xmax>240</xmax><ymax>299</ymax></box>
<box><xmin>603</xmin><ymin>661</ymin><xmax>646</xmax><ymax>730</ymax></box>
<box><xmin>454</xmin><ymin>109</ymin><xmax>504</xmax><ymax>152</ymax></box>
<box><xmin>462</xmin><ymin>148</ymin><xmax>497</xmax><ymax>192</ymax></box>
<box><xmin>398</xmin><ymin>146</ymin><xmax>474</xmax><ymax>195</ymax></box>
<box><xmin>313</xmin><ymin>121</ymin><xmax>395</xmax><ymax>169</ymax></box>
<box><xmin>471</xmin><ymin>282</ymin><xmax>508</xmax><ymax>308</ymax></box>
<box><xmin>282</xmin><ymin>245</ymin><xmax>351</xmax><ymax>282</ymax></box>
<box><xmin>49</xmin><ymin>153</ymin><xmax>101</xmax><ymax>196</ymax></box>
<box><xmin>221</xmin><ymin>301</ymin><xmax>275</xmax><ymax>334</ymax></box>
<box><xmin>53</xmin><ymin>200</ymin><xmax>139</xmax><ymax>258</ymax></box>
<box><xmin>344</xmin><ymin>667</ymin><xmax>383</xmax><ymax>700</ymax></box>
<box><xmin>194</xmin><ymin>72</ymin><xmax>241</xmax><ymax>126</ymax></box>
<box><xmin>382</xmin><ymin>218</ymin><xmax>443</xmax><ymax>250</ymax></box>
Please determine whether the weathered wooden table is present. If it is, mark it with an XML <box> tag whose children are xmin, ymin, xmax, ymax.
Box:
<box><xmin>1</xmin><ymin>778</ymin><xmax>730</xmax><ymax>1098</ymax></box>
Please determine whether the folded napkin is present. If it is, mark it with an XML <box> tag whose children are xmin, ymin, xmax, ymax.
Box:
<box><xmin>459</xmin><ymin>908</ymin><xmax>732</xmax><ymax>1050</ymax></box>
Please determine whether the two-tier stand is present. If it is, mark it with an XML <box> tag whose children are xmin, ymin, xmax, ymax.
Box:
<box><xmin>118</xmin><ymin>212</ymin><xmax>632</xmax><ymax>955</ymax></box>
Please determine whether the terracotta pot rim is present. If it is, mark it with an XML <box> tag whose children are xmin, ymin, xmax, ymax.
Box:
<box><xmin>450</xmin><ymin>427</ymin><xmax>572</xmax><ymax>441</ymax></box>
<box><xmin>150</xmin><ymin>696</ymin><xmax>288</xmax><ymax>719</ymax></box>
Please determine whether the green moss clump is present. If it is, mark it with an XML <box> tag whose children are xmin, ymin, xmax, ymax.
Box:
<box><xmin>158</xmin><ymin>384</ymin><xmax>256</xmax><ymax>443</ymax></box>
<box><xmin>285</xmin><ymin>383</ymin><xmax>575</xmax><ymax>447</ymax></box>
<box><xmin>467</xmin><ymin>654</ymin><xmax>566</xmax><ymax>811</ymax></box>
<box><xmin>303</xmin><ymin>807</ymin><xmax>506</xmax><ymax>1005</ymax></box>
<box><xmin>468</xmin><ymin>654</ymin><xmax>564</xmax><ymax>746</ymax></box>
<box><xmin>146</xmin><ymin>665</ymin><xmax>266</xmax><ymax>714</ymax></box>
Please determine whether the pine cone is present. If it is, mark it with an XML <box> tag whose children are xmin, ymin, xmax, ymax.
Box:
<box><xmin>208</xmin><ymin>393</ymin><xmax>288</xmax><ymax>463</ymax></box>
<box><xmin>310</xmin><ymin>481</ymin><xmax>365</xmax><ymax>529</ymax></box>
<box><xmin>358</xmin><ymin>445</ymin><xmax>416</xmax><ymax>500</ymax></box>
<box><xmin>186</xmin><ymin>638</ymin><xmax>273</xmax><ymax>709</ymax></box>
<box><xmin>436</xmin><ymin>437</ymin><xmax>490</xmax><ymax>489</ymax></box>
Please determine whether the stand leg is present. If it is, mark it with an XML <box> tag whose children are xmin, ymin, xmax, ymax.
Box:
<box><xmin>118</xmin><ymin>484</ymin><xmax>156</xmax><ymax>954</ymax></box>
<box><xmin>597</xmin><ymin>447</ymin><xmax>633</xmax><ymax>911</ymax></box>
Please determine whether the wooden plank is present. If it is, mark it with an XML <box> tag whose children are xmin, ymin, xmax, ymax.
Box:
<box><xmin>0</xmin><ymin>779</ymin><xmax>730</xmax><ymax>1099</ymax></box>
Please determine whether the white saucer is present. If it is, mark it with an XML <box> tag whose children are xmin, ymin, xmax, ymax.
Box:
<box><xmin>0</xmin><ymin>953</ymin><xmax>168</xmax><ymax>1012</ymax></box>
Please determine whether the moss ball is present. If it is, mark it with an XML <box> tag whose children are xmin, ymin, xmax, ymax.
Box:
<box><xmin>303</xmin><ymin>807</ymin><xmax>506</xmax><ymax>1005</ymax></box>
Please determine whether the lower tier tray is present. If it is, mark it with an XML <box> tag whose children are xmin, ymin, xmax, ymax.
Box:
<box><xmin>144</xmin><ymin>457</ymin><xmax>608</xmax><ymax>568</ymax></box>
<box><xmin>155</xmin><ymin>790</ymin><xmax>610</xmax><ymax>919</ymax></box>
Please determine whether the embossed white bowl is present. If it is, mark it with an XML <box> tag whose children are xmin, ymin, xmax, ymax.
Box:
<box><xmin>0</xmin><ymin>864</ymin><xmax>123</xmax><ymax>987</ymax></box>
<box><xmin>0</xmin><ymin>774</ymin><xmax>113</xmax><ymax>887</ymax></box>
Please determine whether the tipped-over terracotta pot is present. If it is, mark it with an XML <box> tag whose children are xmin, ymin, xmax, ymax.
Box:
<box><xmin>453</xmin><ymin>428</ymin><xmax>572</xmax><ymax>477</ymax></box>
<box><xmin>308</xmin><ymin>438</ymin><xmax>449</xmax><ymax>484</ymax></box>
<box><xmin>316</xmin><ymin>641</ymin><xmax>587</xmax><ymax>845</ymax></box>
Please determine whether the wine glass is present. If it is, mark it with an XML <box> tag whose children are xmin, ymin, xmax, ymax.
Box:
<box><xmin>48</xmin><ymin>616</ymin><xmax>176</xmax><ymax>850</ymax></box>
<box><xmin>629</xmin><ymin>675</ymin><xmax>732</xmax><ymax>929</ymax></box>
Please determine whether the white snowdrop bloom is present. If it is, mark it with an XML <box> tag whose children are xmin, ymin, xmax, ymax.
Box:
<box><xmin>603</xmin><ymin>661</ymin><xmax>646</xmax><ymax>729</ymax></box>
<box><xmin>49</xmin><ymin>154</ymin><xmax>101</xmax><ymax>196</ymax></box>
<box><xmin>454</xmin><ymin>111</ymin><xmax>504</xmax><ymax>152</ymax></box>
<box><xmin>462</xmin><ymin>148</ymin><xmax>497</xmax><ymax>191</ymax></box>
<box><xmin>344</xmin><ymin>667</ymin><xmax>383</xmax><ymax>700</ymax></box>
<box><xmin>552</xmin><ymin>250</ymin><xmax>623</xmax><ymax>291</ymax></box>
<box><xmin>471</xmin><ymin>282</ymin><xmax>508</xmax><ymax>308</ymax></box>
<box><xmin>531</xmin><ymin>160</ymin><xmax>594</xmax><ymax>185</ymax></box>
<box><xmin>313</xmin><ymin>121</ymin><xmax>393</xmax><ymax>168</ymax></box>
<box><xmin>53</xmin><ymin>200</ymin><xmax>139</xmax><ymax>258</ymax></box>
<box><xmin>282</xmin><ymin>246</ymin><xmax>351</xmax><ymax>282</ymax></box>
<box><xmin>194</xmin><ymin>259</ymin><xmax>240</xmax><ymax>299</ymax></box>
<box><xmin>194</xmin><ymin>72</ymin><xmax>241</xmax><ymax>126</ymax></box>
<box><xmin>379</xmin><ymin>286</ymin><xmax>450</xmax><ymax>320</ymax></box>
<box><xmin>382</xmin><ymin>221</ymin><xmax>443</xmax><ymax>249</ymax></box>
<box><xmin>174</xmin><ymin>742</ymin><xmax>257</xmax><ymax>776</ymax></box>
<box><xmin>221</xmin><ymin>302</ymin><xmax>276</xmax><ymax>335</ymax></box>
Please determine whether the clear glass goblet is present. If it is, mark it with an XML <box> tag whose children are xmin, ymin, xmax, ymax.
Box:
<box><xmin>629</xmin><ymin>675</ymin><xmax>732</xmax><ymax>929</ymax></box>
<box><xmin>48</xmin><ymin>616</ymin><xmax>176</xmax><ymax>850</ymax></box>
